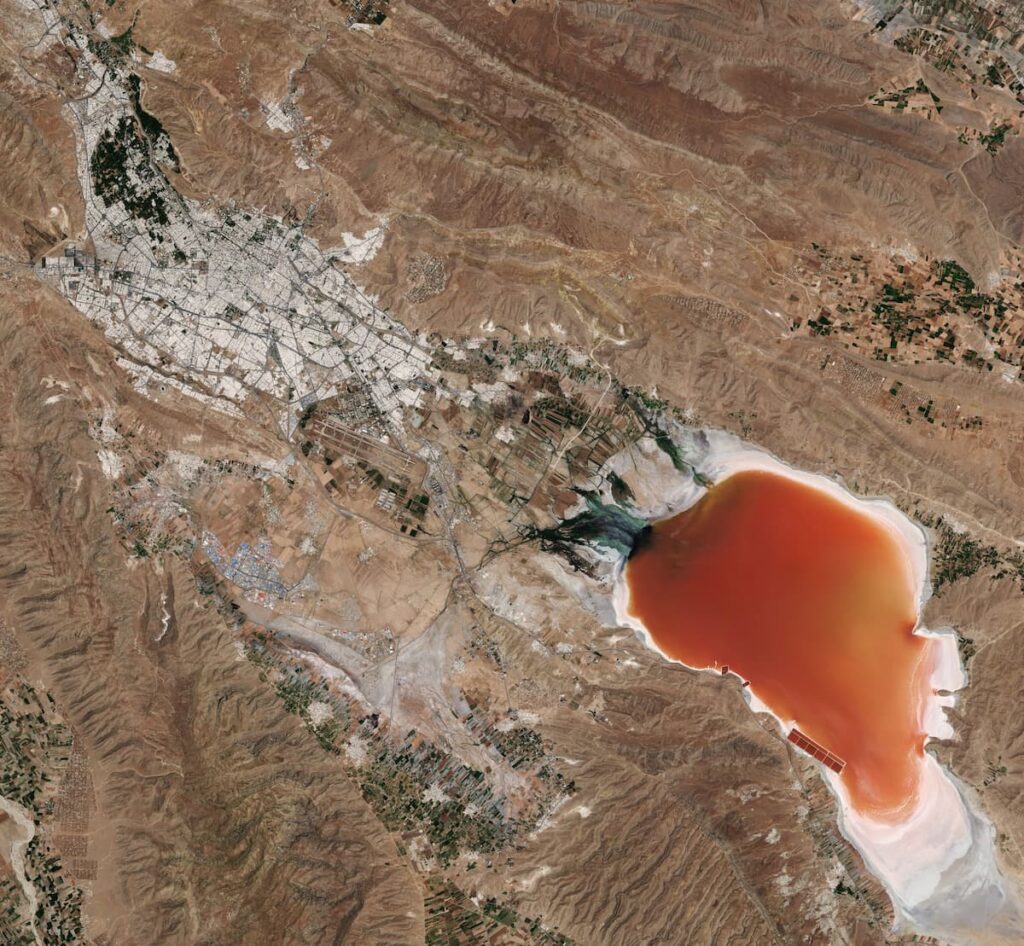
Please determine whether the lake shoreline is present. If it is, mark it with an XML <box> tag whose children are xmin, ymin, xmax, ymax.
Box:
<box><xmin>609</xmin><ymin>427</ymin><xmax>1010</xmax><ymax>938</ymax></box>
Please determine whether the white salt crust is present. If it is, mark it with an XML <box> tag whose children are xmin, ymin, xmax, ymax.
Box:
<box><xmin>613</xmin><ymin>429</ymin><xmax>1014</xmax><ymax>938</ymax></box>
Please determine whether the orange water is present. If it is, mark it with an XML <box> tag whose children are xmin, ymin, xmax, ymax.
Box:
<box><xmin>626</xmin><ymin>469</ymin><xmax>935</xmax><ymax>820</ymax></box>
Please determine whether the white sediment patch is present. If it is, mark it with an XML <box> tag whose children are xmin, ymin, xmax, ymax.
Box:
<box><xmin>345</xmin><ymin>735</ymin><xmax>369</xmax><ymax>767</ymax></box>
<box><xmin>306</xmin><ymin>700</ymin><xmax>333</xmax><ymax>726</ymax></box>
<box><xmin>146</xmin><ymin>50</ymin><xmax>177</xmax><ymax>73</ymax></box>
<box><xmin>0</xmin><ymin>794</ymin><xmax>40</xmax><ymax>944</ymax></box>
<box><xmin>96</xmin><ymin>448</ymin><xmax>123</xmax><ymax>479</ymax></box>
<box><xmin>155</xmin><ymin>591</ymin><xmax>171</xmax><ymax>642</ymax></box>
<box><xmin>332</xmin><ymin>225</ymin><xmax>386</xmax><ymax>263</ymax></box>
<box><xmin>611</xmin><ymin>427</ymin><xmax>1017</xmax><ymax>940</ymax></box>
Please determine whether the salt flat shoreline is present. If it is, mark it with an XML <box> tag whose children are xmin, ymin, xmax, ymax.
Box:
<box><xmin>609</xmin><ymin>428</ymin><xmax>1010</xmax><ymax>937</ymax></box>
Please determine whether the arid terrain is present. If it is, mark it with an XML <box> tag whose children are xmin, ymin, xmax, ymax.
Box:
<box><xmin>2</xmin><ymin>0</ymin><xmax>1024</xmax><ymax>943</ymax></box>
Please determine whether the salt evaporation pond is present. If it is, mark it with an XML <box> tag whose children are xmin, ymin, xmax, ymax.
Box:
<box><xmin>626</xmin><ymin>468</ymin><xmax>932</xmax><ymax>822</ymax></box>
